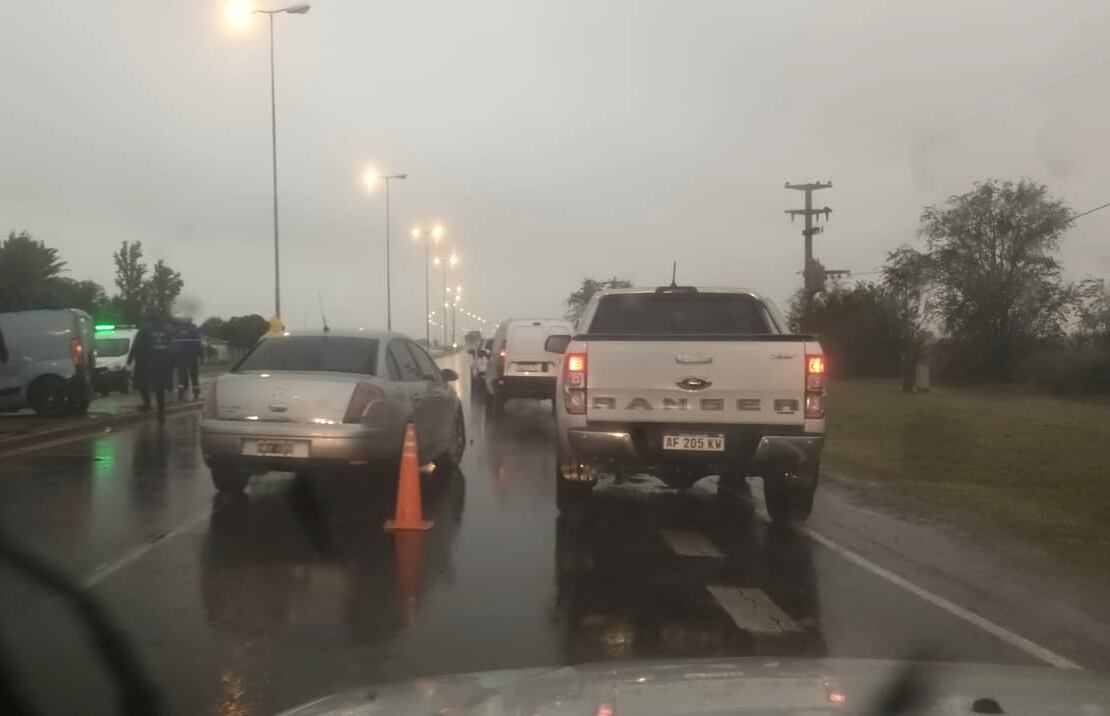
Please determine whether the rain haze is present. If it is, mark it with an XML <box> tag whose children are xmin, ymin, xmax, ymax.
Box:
<box><xmin>2</xmin><ymin>0</ymin><xmax>1109</xmax><ymax>331</ymax></box>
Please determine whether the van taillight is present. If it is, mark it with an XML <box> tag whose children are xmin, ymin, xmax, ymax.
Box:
<box><xmin>563</xmin><ymin>352</ymin><xmax>587</xmax><ymax>415</ymax></box>
<box><xmin>805</xmin><ymin>353</ymin><xmax>825</xmax><ymax>419</ymax></box>
<box><xmin>71</xmin><ymin>338</ymin><xmax>84</xmax><ymax>366</ymax></box>
<box><xmin>344</xmin><ymin>382</ymin><xmax>386</xmax><ymax>423</ymax></box>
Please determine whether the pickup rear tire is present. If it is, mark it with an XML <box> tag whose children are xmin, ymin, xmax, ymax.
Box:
<box><xmin>764</xmin><ymin>463</ymin><xmax>818</xmax><ymax>523</ymax></box>
<box><xmin>557</xmin><ymin>478</ymin><xmax>593</xmax><ymax>513</ymax></box>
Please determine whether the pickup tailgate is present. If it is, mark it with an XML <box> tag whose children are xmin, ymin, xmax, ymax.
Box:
<box><xmin>586</xmin><ymin>339</ymin><xmax>807</xmax><ymax>426</ymax></box>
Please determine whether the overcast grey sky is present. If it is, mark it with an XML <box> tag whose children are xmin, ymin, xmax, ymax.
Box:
<box><xmin>2</xmin><ymin>1</ymin><xmax>1109</xmax><ymax>334</ymax></box>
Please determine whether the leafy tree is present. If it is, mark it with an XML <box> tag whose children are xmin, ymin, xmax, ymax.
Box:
<box><xmin>199</xmin><ymin>317</ymin><xmax>227</xmax><ymax>339</ymax></box>
<box><xmin>225</xmin><ymin>314</ymin><xmax>268</xmax><ymax>353</ymax></box>
<box><xmin>144</xmin><ymin>260</ymin><xmax>183</xmax><ymax>319</ymax></box>
<box><xmin>795</xmin><ymin>281</ymin><xmax>902</xmax><ymax>378</ymax></box>
<box><xmin>565</xmin><ymin>276</ymin><xmax>632</xmax><ymax>321</ymax></box>
<box><xmin>882</xmin><ymin>246</ymin><xmax>932</xmax><ymax>391</ymax></box>
<box><xmin>53</xmin><ymin>279</ymin><xmax>108</xmax><ymax>317</ymax></box>
<box><xmin>0</xmin><ymin>231</ymin><xmax>67</xmax><ymax>311</ymax></box>
<box><xmin>113</xmin><ymin>241</ymin><xmax>147</xmax><ymax>323</ymax></box>
<box><xmin>1074</xmin><ymin>278</ymin><xmax>1110</xmax><ymax>341</ymax></box>
<box><xmin>921</xmin><ymin>179</ymin><xmax>1074</xmax><ymax>380</ymax></box>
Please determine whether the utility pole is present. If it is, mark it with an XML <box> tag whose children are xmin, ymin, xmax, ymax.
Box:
<box><xmin>784</xmin><ymin>181</ymin><xmax>833</xmax><ymax>331</ymax></box>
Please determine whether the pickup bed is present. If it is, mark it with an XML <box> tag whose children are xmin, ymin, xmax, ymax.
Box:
<box><xmin>549</xmin><ymin>286</ymin><xmax>826</xmax><ymax>522</ymax></box>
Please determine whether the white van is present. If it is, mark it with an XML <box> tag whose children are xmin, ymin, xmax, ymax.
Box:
<box><xmin>0</xmin><ymin>309</ymin><xmax>96</xmax><ymax>416</ymax></box>
<box><xmin>93</xmin><ymin>325</ymin><xmax>138</xmax><ymax>396</ymax></box>
<box><xmin>483</xmin><ymin>319</ymin><xmax>574</xmax><ymax>414</ymax></box>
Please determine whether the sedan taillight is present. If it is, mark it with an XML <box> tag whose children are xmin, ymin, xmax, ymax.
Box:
<box><xmin>563</xmin><ymin>352</ymin><xmax>587</xmax><ymax>415</ymax></box>
<box><xmin>203</xmin><ymin>381</ymin><xmax>218</xmax><ymax>418</ymax></box>
<box><xmin>344</xmin><ymin>382</ymin><xmax>386</xmax><ymax>423</ymax></box>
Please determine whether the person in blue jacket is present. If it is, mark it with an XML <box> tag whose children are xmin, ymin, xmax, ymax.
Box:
<box><xmin>128</xmin><ymin>312</ymin><xmax>175</xmax><ymax>422</ymax></box>
<box><xmin>173</xmin><ymin>318</ymin><xmax>202</xmax><ymax>401</ymax></box>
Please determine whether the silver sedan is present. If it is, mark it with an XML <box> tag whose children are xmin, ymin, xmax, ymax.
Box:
<box><xmin>200</xmin><ymin>330</ymin><xmax>465</xmax><ymax>492</ymax></box>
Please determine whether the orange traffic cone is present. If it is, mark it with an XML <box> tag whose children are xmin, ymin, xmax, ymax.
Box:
<box><xmin>384</xmin><ymin>422</ymin><xmax>433</xmax><ymax>531</ymax></box>
<box><xmin>394</xmin><ymin>530</ymin><xmax>424</xmax><ymax>625</ymax></box>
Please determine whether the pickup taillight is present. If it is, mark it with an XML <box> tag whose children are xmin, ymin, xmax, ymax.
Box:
<box><xmin>563</xmin><ymin>352</ymin><xmax>587</xmax><ymax>415</ymax></box>
<box><xmin>71</xmin><ymin>337</ymin><xmax>84</xmax><ymax>366</ymax></box>
<box><xmin>805</xmin><ymin>354</ymin><xmax>826</xmax><ymax>419</ymax></box>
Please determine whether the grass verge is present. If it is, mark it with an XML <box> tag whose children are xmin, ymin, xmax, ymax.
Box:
<box><xmin>825</xmin><ymin>379</ymin><xmax>1110</xmax><ymax>571</ymax></box>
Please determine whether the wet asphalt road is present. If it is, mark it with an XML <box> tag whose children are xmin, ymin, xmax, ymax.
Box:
<box><xmin>0</xmin><ymin>355</ymin><xmax>1098</xmax><ymax>715</ymax></box>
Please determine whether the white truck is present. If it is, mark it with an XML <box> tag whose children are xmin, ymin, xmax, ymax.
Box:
<box><xmin>546</xmin><ymin>286</ymin><xmax>826</xmax><ymax>522</ymax></box>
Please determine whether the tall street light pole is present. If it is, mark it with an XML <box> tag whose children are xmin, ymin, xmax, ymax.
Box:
<box><xmin>365</xmin><ymin>170</ymin><xmax>407</xmax><ymax>330</ymax></box>
<box><xmin>435</xmin><ymin>252</ymin><xmax>458</xmax><ymax>348</ymax></box>
<box><xmin>251</xmin><ymin>3</ymin><xmax>310</xmax><ymax>320</ymax></box>
<box><xmin>411</xmin><ymin>224</ymin><xmax>444</xmax><ymax>346</ymax></box>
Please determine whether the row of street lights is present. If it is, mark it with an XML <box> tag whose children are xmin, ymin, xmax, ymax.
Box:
<box><xmin>227</xmin><ymin>3</ymin><xmax>486</xmax><ymax>342</ymax></box>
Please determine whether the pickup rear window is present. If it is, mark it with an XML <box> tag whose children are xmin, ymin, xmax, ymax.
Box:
<box><xmin>588</xmin><ymin>293</ymin><xmax>773</xmax><ymax>335</ymax></box>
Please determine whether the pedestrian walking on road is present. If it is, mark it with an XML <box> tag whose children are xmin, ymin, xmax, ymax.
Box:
<box><xmin>128</xmin><ymin>312</ymin><xmax>175</xmax><ymax>423</ymax></box>
<box><xmin>173</xmin><ymin>318</ymin><xmax>202</xmax><ymax>400</ymax></box>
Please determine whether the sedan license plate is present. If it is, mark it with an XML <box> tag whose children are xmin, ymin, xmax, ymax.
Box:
<box><xmin>513</xmin><ymin>362</ymin><xmax>541</xmax><ymax>372</ymax></box>
<box><xmin>243</xmin><ymin>439</ymin><xmax>309</xmax><ymax>457</ymax></box>
<box><xmin>663</xmin><ymin>434</ymin><xmax>725</xmax><ymax>452</ymax></box>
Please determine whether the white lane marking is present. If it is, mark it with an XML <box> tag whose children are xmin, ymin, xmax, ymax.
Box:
<box><xmin>707</xmin><ymin>585</ymin><xmax>801</xmax><ymax>633</ymax></box>
<box><xmin>82</xmin><ymin>505</ymin><xmax>212</xmax><ymax>588</ymax></box>
<box><xmin>746</xmin><ymin>483</ymin><xmax>1081</xmax><ymax>668</ymax></box>
<box><xmin>660</xmin><ymin>528</ymin><xmax>724</xmax><ymax>558</ymax></box>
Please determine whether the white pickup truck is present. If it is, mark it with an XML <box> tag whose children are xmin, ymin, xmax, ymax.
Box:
<box><xmin>546</xmin><ymin>286</ymin><xmax>826</xmax><ymax>522</ymax></box>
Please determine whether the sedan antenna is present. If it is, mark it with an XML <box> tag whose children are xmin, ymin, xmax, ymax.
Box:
<box><xmin>318</xmin><ymin>292</ymin><xmax>330</xmax><ymax>333</ymax></box>
<box><xmin>670</xmin><ymin>261</ymin><xmax>678</xmax><ymax>288</ymax></box>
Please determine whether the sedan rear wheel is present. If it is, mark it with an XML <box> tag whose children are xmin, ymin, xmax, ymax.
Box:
<box><xmin>210</xmin><ymin>465</ymin><xmax>250</xmax><ymax>494</ymax></box>
<box><xmin>435</xmin><ymin>410</ymin><xmax>466</xmax><ymax>471</ymax></box>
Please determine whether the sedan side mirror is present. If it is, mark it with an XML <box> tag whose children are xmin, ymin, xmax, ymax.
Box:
<box><xmin>544</xmin><ymin>334</ymin><xmax>572</xmax><ymax>354</ymax></box>
<box><xmin>440</xmin><ymin>368</ymin><xmax>459</xmax><ymax>382</ymax></box>
<box><xmin>467</xmin><ymin>348</ymin><xmax>476</xmax><ymax>356</ymax></box>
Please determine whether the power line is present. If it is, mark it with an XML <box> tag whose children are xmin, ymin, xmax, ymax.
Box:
<box><xmin>925</xmin><ymin>38</ymin><xmax>1110</xmax><ymax>132</ymax></box>
<box><xmin>923</xmin><ymin>57</ymin><xmax>1110</xmax><ymax>142</ymax></box>
<box><xmin>1072</xmin><ymin>200</ymin><xmax>1110</xmax><ymax>221</ymax></box>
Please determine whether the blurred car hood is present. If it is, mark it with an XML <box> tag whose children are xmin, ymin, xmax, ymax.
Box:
<box><xmin>278</xmin><ymin>657</ymin><xmax>1109</xmax><ymax>715</ymax></box>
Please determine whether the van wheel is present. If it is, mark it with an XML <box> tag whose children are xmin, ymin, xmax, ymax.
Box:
<box><xmin>29</xmin><ymin>376</ymin><xmax>70</xmax><ymax>417</ymax></box>
<box><xmin>211</xmin><ymin>465</ymin><xmax>250</xmax><ymax>493</ymax></box>
<box><xmin>763</xmin><ymin>464</ymin><xmax>818</xmax><ymax>523</ymax></box>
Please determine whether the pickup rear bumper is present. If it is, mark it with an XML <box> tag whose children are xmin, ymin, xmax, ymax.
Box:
<box><xmin>564</xmin><ymin>426</ymin><xmax>824</xmax><ymax>477</ymax></box>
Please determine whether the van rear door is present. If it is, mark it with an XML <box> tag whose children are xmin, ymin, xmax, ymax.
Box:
<box><xmin>505</xmin><ymin>321</ymin><xmax>573</xmax><ymax>377</ymax></box>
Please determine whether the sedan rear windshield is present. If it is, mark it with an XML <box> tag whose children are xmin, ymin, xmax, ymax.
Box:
<box><xmin>588</xmin><ymin>292</ymin><xmax>773</xmax><ymax>335</ymax></box>
<box><xmin>236</xmin><ymin>336</ymin><xmax>379</xmax><ymax>375</ymax></box>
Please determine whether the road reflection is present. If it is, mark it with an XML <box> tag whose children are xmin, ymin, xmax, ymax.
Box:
<box><xmin>199</xmin><ymin>470</ymin><xmax>465</xmax><ymax>643</ymax></box>
<box><xmin>553</xmin><ymin>486</ymin><xmax>826</xmax><ymax>663</ymax></box>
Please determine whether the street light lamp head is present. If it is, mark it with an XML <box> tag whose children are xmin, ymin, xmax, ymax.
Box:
<box><xmin>411</xmin><ymin>227</ymin><xmax>422</xmax><ymax>239</ymax></box>
<box><xmin>449</xmin><ymin>253</ymin><xmax>459</xmax><ymax>267</ymax></box>
<box><xmin>225</xmin><ymin>1</ymin><xmax>253</xmax><ymax>29</ymax></box>
<box><xmin>283</xmin><ymin>3</ymin><xmax>311</xmax><ymax>14</ymax></box>
<box><xmin>431</xmin><ymin>224</ymin><xmax>445</xmax><ymax>241</ymax></box>
<box><xmin>433</xmin><ymin>256</ymin><xmax>441</xmax><ymax>266</ymax></box>
<box><xmin>362</xmin><ymin>167</ymin><xmax>379</xmax><ymax>191</ymax></box>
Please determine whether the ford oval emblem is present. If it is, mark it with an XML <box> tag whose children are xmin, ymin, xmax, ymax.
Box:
<box><xmin>677</xmin><ymin>377</ymin><xmax>712</xmax><ymax>391</ymax></box>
